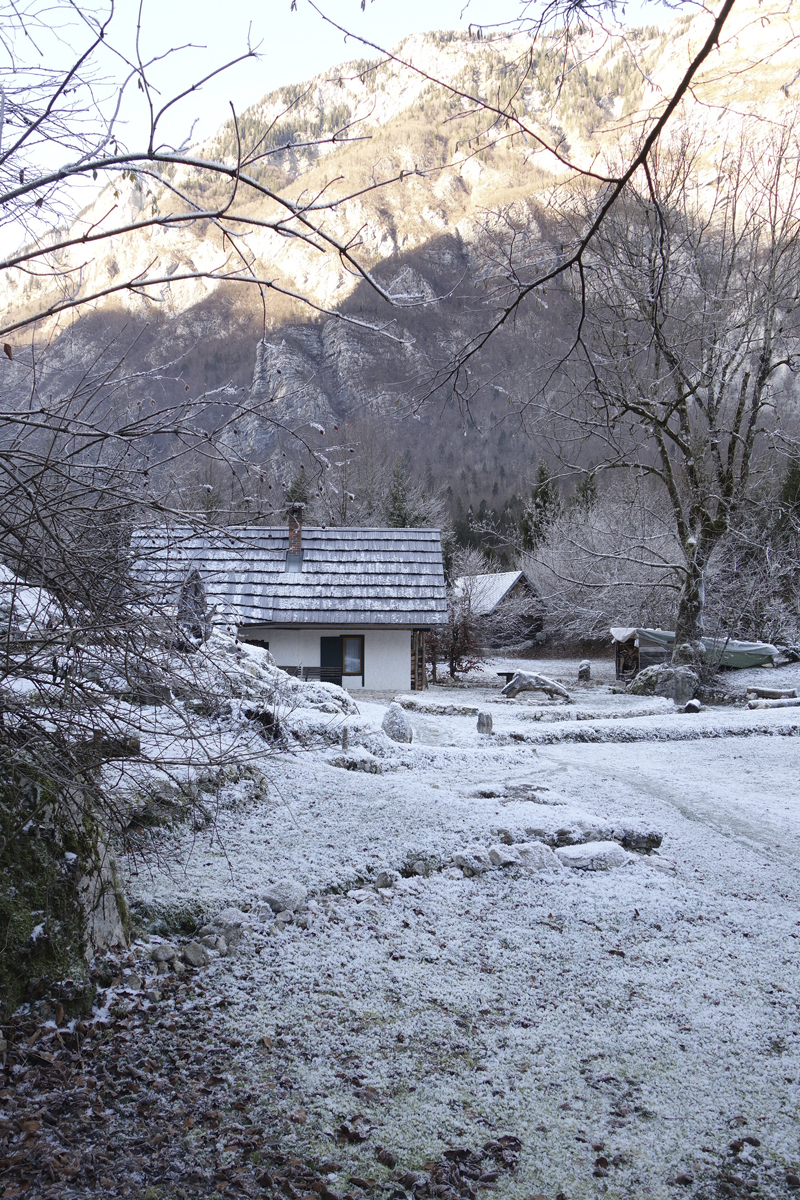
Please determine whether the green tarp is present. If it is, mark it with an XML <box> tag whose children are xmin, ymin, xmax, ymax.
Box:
<box><xmin>610</xmin><ymin>627</ymin><xmax>778</xmax><ymax>670</ymax></box>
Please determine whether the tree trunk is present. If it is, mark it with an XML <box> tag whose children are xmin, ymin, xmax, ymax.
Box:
<box><xmin>672</xmin><ymin>551</ymin><xmax>706</xmax><ymax>666</ymax></box>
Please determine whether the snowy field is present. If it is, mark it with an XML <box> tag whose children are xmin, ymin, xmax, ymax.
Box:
<box><xmin>125</xmin><ymin>657</ymin><xmax>800</xmax><ymax>1199</ymax></box>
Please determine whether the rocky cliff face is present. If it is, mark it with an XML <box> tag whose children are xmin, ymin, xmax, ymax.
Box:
<box><xmin>2</xmin><ymin>0</ymin><xmax>798</xmax><ymax>500</ymax></box>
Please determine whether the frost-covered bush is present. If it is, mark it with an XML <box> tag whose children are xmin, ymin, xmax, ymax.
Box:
<box><xmin>522</xmin><ymin>476</ymin><xmax>680</xmax><ymax>645</ymax></box>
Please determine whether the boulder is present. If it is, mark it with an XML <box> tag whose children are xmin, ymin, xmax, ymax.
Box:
<box><xmin>453</xmin><ymin>844</ymin><xmax>493</xmax><ymax>875</ymax></box>
<box><xmin>79</xmin><ymin>842</ymin><xmax>128</xmax><ymax>955</ymax></box>
<box><xmin>628</xmin><ymin>664</ymin><xmax>699</xmax><ymax>704</ymax></box>
<box><xmin>515</xmin><ymin>842</ymin><xmax>563</xmax><ymax>872</ymax></box>
<box><xmin>555</xmin><ymin>841</ymin><xmax>632</xmax><ymax>871</ymax></box>
<box><xmin>181</xmin><ymin>940</ymin><xmax>211</xmax><ymax>967</ymax></box>
<box><xmin>578</xmin><ymin>660</ymin><xmax>591</xmax><ymax>682</ymax></box>
<box><xmin>524</xmin><ymin>821</ymin><xmax>586</xmax><ymax>847</ymax></box>
<box><xmin>489</xmin><ymin>844</ymin><xmax>521</xmax><ymax>867</ymax></box>
<box><xmin>150</xmin><ymin>943</ymin><xmax>177</xmax><ymax>963</ymax></box>
<box><xmin>382</xmin><ymin>703</ymin><xmax>413</xmax><ymax>743</ymax></box>
<box><xmin>612</xmin><ymin>826</ymin><xmax>663</xmax><ymax>854</ymax></box>
<box><xmin>262</xmin><ymin>879</ymin><xmax>308</xmax><ymax>913</ymax></box>
<box><xmin>477</xmin><ymin>711</ymin><xmax>493</xmax><ymax>734</ymax></box>
<box><xmin>214</xmin><ymin>906</ymin><xmax>251</xmax><ymax>943</ymax></box>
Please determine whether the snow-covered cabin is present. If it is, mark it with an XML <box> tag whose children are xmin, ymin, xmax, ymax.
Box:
<box><xmin>453</xmin><ymin>569</ymin><xmax>543</xmax><ymax>644</ymax></box>
<box><xmin>453</xmin><ymin>569</ymin><xmax>537</xmax><ymax>616</ymax></box>
<box><xmin>134</xmin><ymin>517</ymin><xmax>447</xmax><ymax>691</ymax></box>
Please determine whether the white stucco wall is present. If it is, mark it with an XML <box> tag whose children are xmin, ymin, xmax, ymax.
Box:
<box><xmin>239</xmin><ymin>626</ymin><xmax>413</xmax><ymax>692</ymax></box>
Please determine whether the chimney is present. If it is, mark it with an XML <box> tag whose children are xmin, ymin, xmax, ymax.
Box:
<box><xmin>286</xmin><ymin>503</ymin><xmax>305</xmax><ymax>571</ymax></box>
<box><xmin>288</xmin><ymin>503</ymin><xmax>304</xmax><ymax>555</ymax></box>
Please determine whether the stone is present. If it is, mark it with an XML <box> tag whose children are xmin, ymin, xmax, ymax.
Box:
<box><xmin>215</xmin><ymin>935</ymin><xmax>228</xmax><ymax>954</ymax></box>
<box><xmin>145</xmin><ymin>989</ymin><xmax>160</xmax><ymax>1004</ymax></box>
<box><xmin>628</xmin><ymin>664</ymin><xmax>699</xmax><ymax>705</ymax></box>
<box><xmin>489</xmin><ymin>844</ymin><xmax>521</xmax><ymax>867</ymax></box>
<box><xmin>181</xmin><ymin>941</ymin><xmax>211</xmax><ymax>967</ymax></box>
<box><xmin>274</xmin><ymin>909</ymin><xmax>293</xmax><ymax>924</ymax></box>
<box><xmin>613</xmin><ymin>826</ymin><xmax>663</xmax><ymax>853</ymax></box>
<box><xmin>347</xmin><ymin>888</ymin><xmax>374</xmax><ymax>902</ymax></box>
<box><xmin>200</xmin><ymin>934</ymin><xmax>218</xmax><ymax>949</ymax></box>
<box><xmin>124</xmin><ymin>972</ymin><xmax>142</xmax><ymax>991</ymax></box>
<box><xmin>515</xmin><ymin>841</ymin><xmax>563</xmax><ymax>872</ymax></box>
<box><xmin>150</xmin><ymin>943</ymin><xmax>177</xmax><ymax>963</ymax></box>
<box><xmin>79</xmin><ymin>841</ymin><xmax>128</xmax><ymax>954</ymax></box>
<box><xmin>262</xmin><ymin>879</ymin><xmax>308</xmax><ymax>913</ymax></box>
<box><xmin>525</xmin><ymin>821</ymin><xmax>585</xmax><ymax>847</ymax></box>
<box><xmin>453</xmin><ymin>844</ymin><xmax>492</xmax><ymax>875</ymax></box>
<box><xmin>216</xmin><ymin>905</ymin><xmax>248</xmax><ymax>926</ymax></box>
<box><xmin>684</xmin><ymin>698</ymin><xmax>702</xmax><ymax>713</ymax></box>
<box><xmin>382</xmin><ymin>702</ymin><xmax>413</xmax><ymax>743</ymax></box>
<box><xmin>477</xmin><ymin>711</ymin><xmax>493</xmax><ymax>734</ymax></box>
<box><xmin>330</xmin><ymin>749</ymin><xmax>383</xmax><ymax>773</ymax></box>
<box><xmin>578</xmin><ymin>660</ymin><xmax>591</xmax><ymax>682</ymax></box>
<box><xmin>555</xmin><ymin>841</ymin><xmax>632</xmax><ymax>871</ymax></box>
<box><xmin>375</xmin><ymin>870</ymin><xmax>398</xmax><ymax>889</ymax></box>
<box><xmin>214</xmin><ymin>906</ymin><xmax>251</xmax><ymax>943</ymax></box>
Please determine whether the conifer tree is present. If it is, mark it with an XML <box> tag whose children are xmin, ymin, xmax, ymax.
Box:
<box><xmin>520</xmin><ymin>460</ymin><xmax>561</xmax><ymax>551</ymax></box>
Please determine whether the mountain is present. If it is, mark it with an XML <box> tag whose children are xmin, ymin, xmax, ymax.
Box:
<box><xmin>3</xmin><ymin>0</ymin><xmax>798</xmax><ymax>529</ymax></box>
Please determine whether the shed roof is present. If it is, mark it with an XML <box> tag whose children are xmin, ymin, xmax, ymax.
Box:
<box><xmin>133</xmin><ymin>526</ymin><xmax>448</xmax><ymax>628</ymax></box>
<box><xmin>453</xmin><ymin>570</ymin><xmax>535</xmax><ymax>617</ymax></box>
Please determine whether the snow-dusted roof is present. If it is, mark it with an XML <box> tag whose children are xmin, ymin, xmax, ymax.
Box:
<box><xmin>133</xmin><ymin>526</ymin><xmax>448</xmax><ymax>628</ymax></box>
<box><xmin>453</xmin><ymin>570</ymin><xmax>534</xmax><ymax>617</ymax></box>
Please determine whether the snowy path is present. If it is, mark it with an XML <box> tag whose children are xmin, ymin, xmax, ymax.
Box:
<box><xmin>126</xmin><ymin>678</ymin><xmax>800</xmax><ymax>1199</ymax></box>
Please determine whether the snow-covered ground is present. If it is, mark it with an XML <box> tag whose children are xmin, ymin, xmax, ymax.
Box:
<box><xmin>124</xmin><ymin>656</ymin><xmax>800</xmax><ymax>1198</ymax></box>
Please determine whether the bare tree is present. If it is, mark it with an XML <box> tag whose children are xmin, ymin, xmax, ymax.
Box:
<box><xmin>545</xmin><ymin>118</ymin><xmax>800</xmax><ymax>662</ymax></box>
<box><xmin>313</xmin><ymin>0</ymin><xmax>798</xmax><ymax>402</ymax></box>
<box><xmin>426</xmin><ymin>547</ymin><xmax>488</xmax><ymax>679</ymax></box>
<box><xmin>522</xmin><ymin>474</ymin><xmax>681</xmax><ymax>644</ymax></box>
<box><xmin>0</xmin><ymin>0</ymin><xmax>409</xmax><ymax>342</ymax></box>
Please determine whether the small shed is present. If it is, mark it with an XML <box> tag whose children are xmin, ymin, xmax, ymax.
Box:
<box><xmin>453</xmin><ymin>569</ymin><xmax>543</xmax><ymax>643</ymax></box>
<box><xmin>134</xmin><ymin>518</ymin><xmax>448</xmax><ymax>691</ymax></box>
<box><xmin>610</xmin><ymin>627</ymin><xmax>778</xmax><ymax>680</ymax></box>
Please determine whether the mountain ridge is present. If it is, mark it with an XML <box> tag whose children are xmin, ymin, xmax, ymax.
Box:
<box><xmin>2</xmin><ymin>0</ymin><xmax>798</xmax><ymax>528</ymax></box>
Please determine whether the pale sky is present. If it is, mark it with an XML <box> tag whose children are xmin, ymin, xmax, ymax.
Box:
<box><xmin>103</xmin><ymin>0</ymin><xmax>664</xmax><ymax>148</ymax></box>
<box><xmin>107</xmin><ymin>0</ymin><xmax>507</xmax><ymax>147</ymax></box>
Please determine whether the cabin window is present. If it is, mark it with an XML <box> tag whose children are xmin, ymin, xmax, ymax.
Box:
<box><xmin>342</xmin><ymin>636</ymin><xmax>364</xmax><ymax>675</ymax></box>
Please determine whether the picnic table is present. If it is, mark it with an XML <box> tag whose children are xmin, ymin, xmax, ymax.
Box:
<box><xmin>496</xmin><ymin>671</ymin><xmax>517</xmax><ymax>684</ymax></box>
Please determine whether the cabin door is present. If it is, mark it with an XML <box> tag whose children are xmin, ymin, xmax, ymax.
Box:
<box><xmin>320</xmin><ymin>637</ymin><xmax>343</xmax><ymax>686</ymax></box>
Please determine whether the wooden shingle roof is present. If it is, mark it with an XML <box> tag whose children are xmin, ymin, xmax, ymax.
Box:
<box><xmin>452</xmin><ymin>570</ymin><xmax>538</xmax><ymax>616</ymax></box>
<box><xmin>133</xmin><ymin>525</ymin><xmax>448</xmax><ymax>628</ymax></box>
